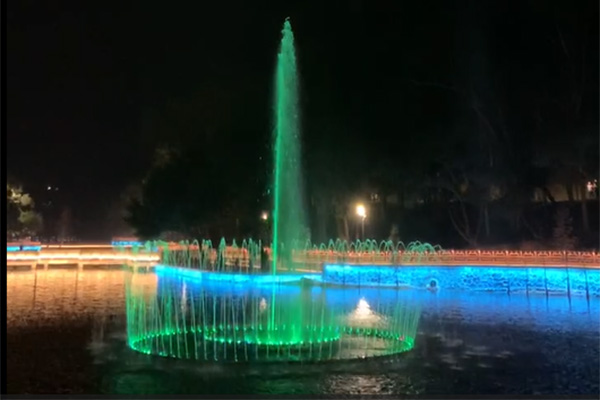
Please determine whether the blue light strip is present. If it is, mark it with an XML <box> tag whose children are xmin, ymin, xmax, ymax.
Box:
<box><xmin>7</xmin><ymin>245</ymin><xmax>41</xmax><ymax>252</ymax></box>
<box><xmin>23</xmin><ymin>245</ymin><xmax>42</xmax><ymax>251</ymax></box>
<box><xmin>111</xmin><ymin>241</ymin><xmax>143</xmax><ymax>247</ymax></box>
<box><xmin>322</xmin><ymin>264</ymin><xmax>600</xmax><ymax>296</ymax></box>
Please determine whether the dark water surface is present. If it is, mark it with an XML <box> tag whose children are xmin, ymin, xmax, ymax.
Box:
<box><xmin>6</xmin><ymin>268</ymin><xmax>600</xmax><ymax>395</ymax></box>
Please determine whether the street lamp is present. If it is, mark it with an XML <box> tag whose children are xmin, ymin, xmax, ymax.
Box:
<box><xmin>261</xmin><ymin>211</ymin><xmax>269</xmax><ymax>221</ymax></box>
<box><xmin>356</xmin><ymin>203</ymin><xmax>366</xmax><ymax>240</ymax></box>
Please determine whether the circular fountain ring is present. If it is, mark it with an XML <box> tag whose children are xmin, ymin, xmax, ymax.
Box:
<box><xmin>128</xmin><ymin>326</ymin><xmax>415</xmax><ymax>363</ymax></box>
<box><xmin>125</xmin><ymin>268</ymin><xmax>421</xmax><ymax>363</ymax></box>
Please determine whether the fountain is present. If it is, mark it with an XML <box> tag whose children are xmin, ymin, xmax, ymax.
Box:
<box><xmin>272</xmin><ymin>18</ymin><xmax>307</xmax><ymax>274</ymax></box>
<box><xmin>151</xmin><ymin>238</ymin><xmax>442</xmax><ymax>274</ymax></box>
<box><xmin>125</xmin><ymin>268</ymin><xmax>420</xmax><ymax>362</ymax></box>
<box><xmin>123</xmin><ymin>19</ymin><xmax>423</xmax><ymax>363</ymax></box>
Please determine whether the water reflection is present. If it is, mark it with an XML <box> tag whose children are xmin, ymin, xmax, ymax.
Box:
<box><xmin>7</xmin><ymin>269</ymin><xmax>128</xmax><ymax>326</ymax></box>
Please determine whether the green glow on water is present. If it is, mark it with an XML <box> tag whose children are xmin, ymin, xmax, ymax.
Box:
<box><xmin>272</xmin><ymin>18</ymin><xmax>306</xmax><ymax>277</ymax></box>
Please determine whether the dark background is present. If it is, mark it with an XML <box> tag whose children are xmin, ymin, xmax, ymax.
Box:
<box><xmin>7</xmin><ymin>0</ymin><xmax>599</xmax><ymax>243</ymax></box>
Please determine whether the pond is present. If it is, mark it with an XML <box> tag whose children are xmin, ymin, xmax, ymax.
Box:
<box><xmin>6</xmin><ymin>267</ymin><xmax>599</xmax><ymax>395</ymax></box>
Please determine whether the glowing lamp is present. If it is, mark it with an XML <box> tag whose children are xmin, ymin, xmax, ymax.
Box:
<box><xmin>356</xmin><ymin>204</ymin><xmax>366</xmax><ymax>218</ymax></box>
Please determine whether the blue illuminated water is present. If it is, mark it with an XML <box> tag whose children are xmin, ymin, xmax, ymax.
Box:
<box><xmin>119</xmin><ymin>268</ymin><xmax>598</xmax><ymax>394</ymax></box>
<box><xmin>154</xmin><ymin>265</ymin><xmax>599</xmax><ymax>333</ymax></box>
<box><xmin>322</xmin><ymin>264</ymin><xmax>600</xmax><ymax>296</ymax></box>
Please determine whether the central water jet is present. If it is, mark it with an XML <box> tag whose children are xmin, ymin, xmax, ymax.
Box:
<box><xmin>272</xmin><ymin>18</ymin><xmax>306</xmax><ymax>275</ymax></box>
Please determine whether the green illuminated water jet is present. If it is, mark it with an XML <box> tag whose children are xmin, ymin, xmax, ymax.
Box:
<box><xmin>272</xmin><ymin>18</ymin><xmax>306</xmax><ymax>275</ymax></box>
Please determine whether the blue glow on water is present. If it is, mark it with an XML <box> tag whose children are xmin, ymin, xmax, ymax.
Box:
<box><xmin>154</xmin><ymin>265</ymin><xmax>318</xmax><ymax>286</ymax></box>
<box><xmin>155</xmin><ymin>263</ymin><xmax>599</xmax><ymax>297</ymax></box>
<box><xmin>154</xmin><ymin>267</ymin><xmax>599</xmax><ymax>333</ymax></box>
<box><xmin>322</xmin><ymin>264</ymin><xmax>600</xmax><ymax>297</ymax></box>
<box><xmin>157</xmin><ymin>273</ymin><xmax>316</xmax><ymax>299</ymax></box>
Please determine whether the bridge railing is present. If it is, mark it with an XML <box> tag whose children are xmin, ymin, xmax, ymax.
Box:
<box><xmin>290</xmin><ymin>249</ymin><xmax>600</xmax><ymax>268</ymax></box>
<box><xmin>160</xmin><ymin>246</ymin><xmax>600</xmax><ymax>270</ymax></box>
<box><xmin>7</xmin><ymin>245</ymin><xmax>160</xmax><ymax>266</ymax></box>
<box><xmin>8</xmin><ymin>243</ymin><xmax>600</xmax><ymax>270</ymax></box>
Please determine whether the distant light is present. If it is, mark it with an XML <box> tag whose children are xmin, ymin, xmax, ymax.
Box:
<box><xmin>356</xmin><ymin>204</ymin><xmax>366</xmax><ymax>218</ymax></box>
<box><xmin>261</xmin><ymin>211</ymin><xmax>269</xmax><ymax>221</ymax></box>
<box><xmin>587</xmin><ymin>180</ymin><xmax>598</xmax><ymax>193</ymax></box>
<box><xmin>47</xmin><ymin>186</ymin><xmax>52</xmax><ymax>191</ymax></box>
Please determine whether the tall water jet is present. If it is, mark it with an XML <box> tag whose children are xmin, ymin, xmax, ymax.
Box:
<box><xmin>272</xmin><ymin>18</ymin><xmax>306</xmax><ymax>274</ymax></box>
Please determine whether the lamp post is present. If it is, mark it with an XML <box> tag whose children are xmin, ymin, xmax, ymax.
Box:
<box><xmin>259</xmin><ymin>211</ymin><xmax>269</xmax><ymax>244</ymax></box>
<box><xmin>259</xmin><ymin>211</ymin><xmax>270</xmax><ymax>272</ymax></box>
<box><xmin>356</xmin><ymin>204</ymin><xmax>366</xmax><ymax>240</ymax></box>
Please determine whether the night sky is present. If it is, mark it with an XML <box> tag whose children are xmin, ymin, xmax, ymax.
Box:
<box><xmin>7</xmin><ymin>0</ymin><xmax>598</xmax><ymax>239</ymax></box>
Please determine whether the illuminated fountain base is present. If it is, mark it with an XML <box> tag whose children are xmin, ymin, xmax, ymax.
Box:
<box><xmin>126</xmin><ymin>268</ymin><xmax>420</xmax><ymax>363</ymax></box>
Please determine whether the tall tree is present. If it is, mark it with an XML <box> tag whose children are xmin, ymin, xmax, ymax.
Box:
<box><xmin>548</xmin><ymin>4</ymin><xmax>597</xmax><ymax>233</ymax></box>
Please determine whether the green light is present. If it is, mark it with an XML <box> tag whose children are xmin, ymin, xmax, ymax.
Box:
<box><xmin>125</xmin><ymin>271</ymin><xmax>421</xmax><ymax>362</ymax></box>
